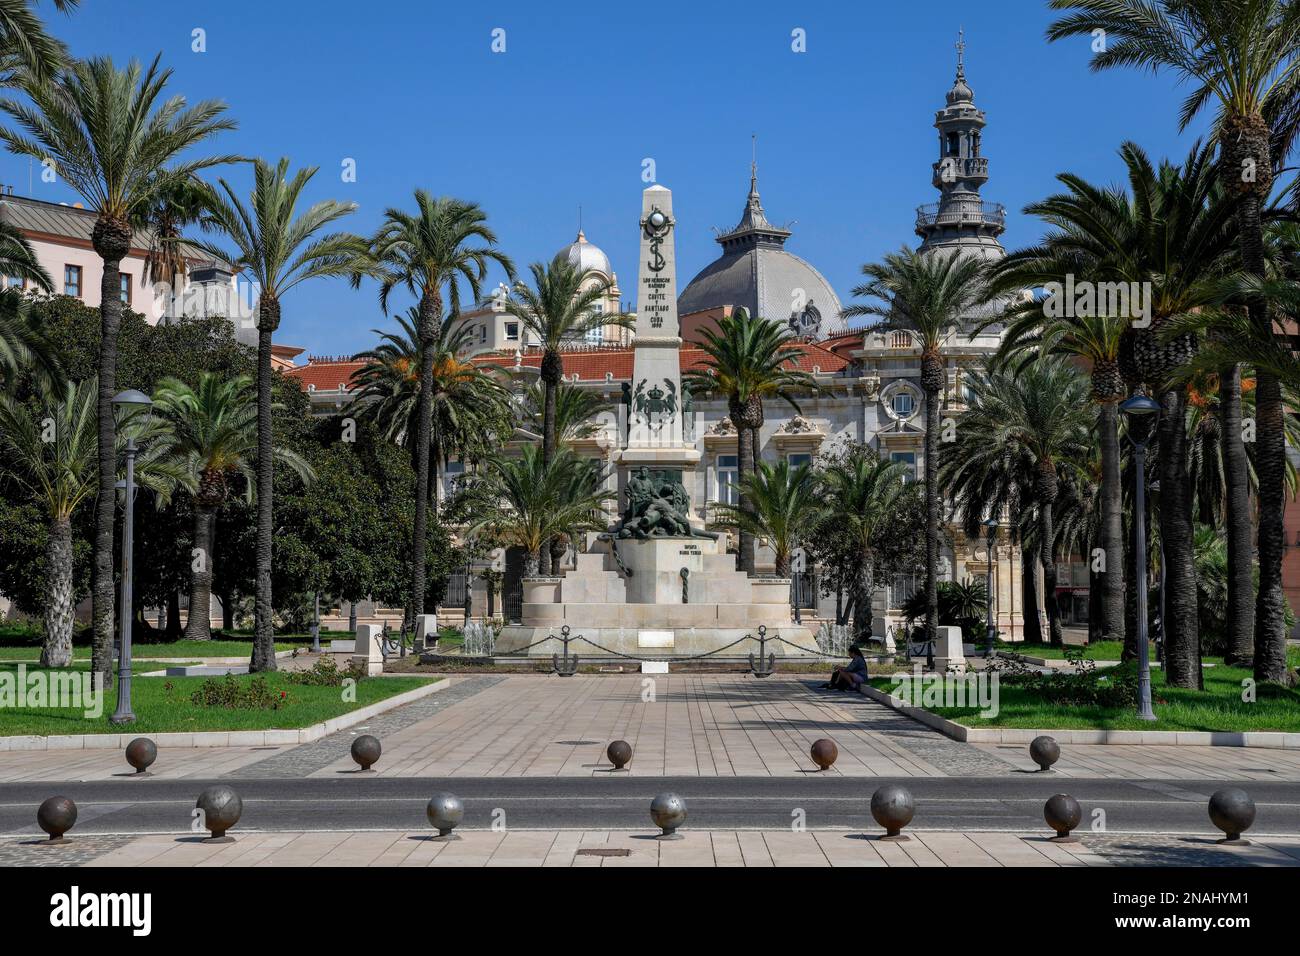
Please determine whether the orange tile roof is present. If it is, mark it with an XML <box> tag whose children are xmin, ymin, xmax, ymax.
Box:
<box><xmin>286</xmin><ymin>360</ymin><xmax>367</xmax><ymax>392</ymax></box>
<box><xmin>288</xmin><ymin>337</ymin><xmax>855</xmax><ymax>395</ymax></box>
<box><xmin>472</xmin><ymin>341</ymin><xmax>850</xmax><ymax>382</ymax></box>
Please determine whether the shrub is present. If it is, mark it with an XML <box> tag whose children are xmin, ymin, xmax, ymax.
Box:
<box><xmin>988</xmin><ymin>647</ymin><xmax>1138</xmax><ymax>708</ymax></box>
<box><xmin>282</xmin><ymin>655</ymin><xmax>365</xmax><ymax>686</ymax></box>
<box><xmin>189</xmin><ymin>674</ymin><xmax>288</xmax><ymax>710</ymax></box>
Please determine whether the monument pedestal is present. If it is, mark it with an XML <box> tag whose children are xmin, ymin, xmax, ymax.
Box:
<box><xmin>494</xmin><ymin>536</ymin><xmax>814</xmax><ymax>659</ymax></box>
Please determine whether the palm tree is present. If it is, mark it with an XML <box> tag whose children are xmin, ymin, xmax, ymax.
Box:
<box><xmin>941</xmin><ymin>386</ymin><xmax>1045</xmax><ymax>643</ymax></box>
<box><xmin>504</xmin><ymin>257</ymin><xmax>630</xmax><ymax>572</ymax></box>
<box><xmin>520</xmin><ymin>380</ymin><xmax>611</xmax><ymax>444</ymax></box>
<box><xmin>0</xmin><ymin>53</ymin><xmax>236</xmax><ymax>685</ymax></box>
<box><xmin>0</xmin><ymin>376</ymin><xmax>181</xmax><ymax>666</ymax></box>
<box><xmin>152</xmin><ymin>373</ymin><xmax>313</xmax><ymax>641</ymax></box>
<box><xmin>682</xmin><ymin>308</ymin><xmax>816</xmax><ymax>573</ymax></box>
<box><xmin>461</xmin><ymin>445</ymin><xmax>611</xmax><ymax>576</ymax></box>
<box><xmin>0</xmin><ymin>220</ymin><xmax>58</xmax><ymax>387</ymax></box>
<box><xmin>192</xmin><ymin>158</ymin><xmax>368</xmax><ymax>671</ymax></box>
<box><xmin>843</xmin><ymin>246</ymin><xmax>989</xmax><ymax>653</ymax></box>
<box><xmin>359</xmin><ymin>191</ymin><xmax>513</xmax><ymax>627</ymax></box>
<box><xmin>137</xmin><ymin>174</ymin><xmax>210</xmax><ymax>296</ymax></box>
<box><xmin>814</xmin><ymin>452</ymin><xmax>911</xmax><ymax>638</ymax></box>
<box><xmin>0</xmin><ymin>0</ymin><xmax>77</xmax><ymax>85</ymax></box>
<box><xmin>948</xmin><ymin>359</ymin><xmax>1093</xmax><ymax>645</ymax></box>
<box><xmin>349</xmin><ymin>307</ymin><xmax>514</xmax><ymax>484</ymax></box>
<box><xmin>1047</xmin><ymin>0</ymin><xmax>1300</xmax><ymax>688</ymax></box>
<box><xmin>709</xmin><ymin>459</ymin><xmax>825</xmax><ymax>577</ymax></box>
<box><xmin>988</xmin><ymin>172</ymin><xmax>1136</xmax><ymax>648</ymax></box>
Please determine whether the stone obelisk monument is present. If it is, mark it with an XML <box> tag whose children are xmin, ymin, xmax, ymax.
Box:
<box><xmin>617</xmin><ymin>184</ymin><xmax>701</xmax><ymax>506</ymax></box>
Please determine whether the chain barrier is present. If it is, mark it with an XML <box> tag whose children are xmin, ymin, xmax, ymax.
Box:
<box><xmin>573</xmin><ymin>632</ymin><xmax>756</xmax><ymax>662</ymax></box>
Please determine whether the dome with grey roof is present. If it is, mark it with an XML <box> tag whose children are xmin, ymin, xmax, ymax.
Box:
<box><xmin>556</xmin><ymin>230</ymin><xmax>612</xmax><ymax>276</ymax></box>
<box><xmin>678</xmin><ymin>168</ymin><xmax>843</xmax><ymax>338</ymax></box>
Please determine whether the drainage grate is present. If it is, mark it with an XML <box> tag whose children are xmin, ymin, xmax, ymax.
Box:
<box><xmin>575</xmin><ymin>848</ymin><xmax>632</xmax><ymax>858</ymax></box>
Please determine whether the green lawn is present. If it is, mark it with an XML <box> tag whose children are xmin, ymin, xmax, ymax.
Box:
<box><xmin>0</xmin><ymin>632</ymin><xmax>320</xmax><ymax>661</ymax></box>
<box><xmin>870</xmin><ymin>664</ymin><xmax>1300</xmax><ymax>732</ymax></box>
<box><xmin>0</xmin><ymin>663</ymin><xmax>436</xmax><ymax>736</ymax></box>
<box><xmin>999</xmin><ymin>640</ymin><xmax>1300</xmax><ymax>670</ymax></box>
<box><xmin>997</xmin><ymin>639</ymin><xmax>1129</xmax><ymax>660</ymax></box>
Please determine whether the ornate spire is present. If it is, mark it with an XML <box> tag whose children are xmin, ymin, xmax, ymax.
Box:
<box><xmin>955</xmin><ymin>27</ymin><xmax>965</xmax><ymax>81</ymax></box>
<box><xmin>722</xmin><ymin>135</ymin><xmax>789</xmax><ymax>245</ymax></box>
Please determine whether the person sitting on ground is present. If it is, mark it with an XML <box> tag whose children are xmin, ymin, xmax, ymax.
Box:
<box><xmin>823</xmin><ymin>645</ymin><xmax>868</xmax><ymax>691</ymax></box>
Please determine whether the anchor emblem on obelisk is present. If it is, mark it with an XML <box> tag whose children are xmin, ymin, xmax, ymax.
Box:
<box><xmin>643</xmin><ymin>204</ymin><xmax>671</xmax><ymax>273</ymax></box>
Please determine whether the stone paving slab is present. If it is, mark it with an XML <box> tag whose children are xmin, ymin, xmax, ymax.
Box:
<box><xmin>2</xmin><ymin>829</ymin><xmax>1295</xmax><ymax>867</ymax></box>
<box><xmin>7</xmin><ymin>673</ymin><xmax>1300</xmax><ymax>784</ymax></box>
<box><xmin>300</xmin><ymin>675</ymin><xmax>1014</xmax><ymax>779</ymax></box>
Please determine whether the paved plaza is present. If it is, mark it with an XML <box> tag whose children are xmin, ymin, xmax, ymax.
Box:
<box><xmin>4</xmin><ymin>674</ymin><xmax>1300</xmax><ymax>869</ymax></box>
<box><xmin>1</xmin><ymin>827</ymin><xmax>1297</xmax><ymax>868</ymax></box>
<box><xmin>4</xmin><ymin>674</ymin><xmax>1299</xmax><ymax>784</ymax></box>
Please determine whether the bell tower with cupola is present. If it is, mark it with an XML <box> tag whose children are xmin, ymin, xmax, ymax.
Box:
<box><xmin>915</xmin><ymin>30</ymin><xmax>1006</xmax><ymax>260</ymax></box>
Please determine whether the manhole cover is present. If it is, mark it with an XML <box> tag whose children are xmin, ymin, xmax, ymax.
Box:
<box><xmin>575</xmin><ymin>848</ymin><xmax>632</xmax><ymax>858</ymax></box>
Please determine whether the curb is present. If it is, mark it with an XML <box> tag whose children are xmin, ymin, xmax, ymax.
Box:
<box><xmin>858</xmin><ymin>683</ymin><xmax>1300</xmax><ymax>749</ymax></box>
<box><xmin>0</xmin><ymin>676</ymin><xmax>449</xmax><ymax>752</ymax></box>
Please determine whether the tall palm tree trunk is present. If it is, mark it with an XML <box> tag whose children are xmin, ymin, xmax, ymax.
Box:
<box><xmin>539</xmin><ymin>352</ymin><xmax>561</xmax><ymax>576</ymax></box>
<box><xmin>41</xmin><ymin>515</ymin><xmax>74</xmax><ymax>667</ymax></box>
<box><xmin>251</xmin><ymin>297</ymin><xmax>280</xmax><ymax>672</ymax></box>
<box><xmin>409</xmin><ymin>292</ymin><xmax>439</xmax><ymax>626</ymax></box>
<box><xmin>1236</xmin><ymin>191</ymin><xmax>1288</xmax><ymax>683</ymax></box>
<box><xmin>1253</xmin><ymin>369</ymin><xmax>1288</xmax><ymax>681</ymax></box>
<box><xmin>1157</xmin><ymin>388</ymin><xmax>1202</xmax><ymax>689</ymax></box>
<box><xmin>184</xmin><ymin>504</ymin><xmax>216</xmax><ymax>641</ymax></box>
<box><xmin>1036</xmin><ymin>463</ymin><xmax>1062</xmax><ymax>647</ymax></box>
<box><xmin>1022</xmin><ymin>543</ymin><xmax>1042</xmax><ymax>643</ymax></box>
<box><xmin>732</xmin><ymin>401</ymin><xmax>756</xmax><ymax>574</ymax></box>
<box><xmin>922</xmin><ymin>382</ymin><xmax>940</xmax><ymax>650</ymax></box>
<box><xmin>1218</xmin><ymin>363</ymin><xmax>1254</xmax><ymax>667</ymax></box>
<box><xmin>1098</xmin><ymin>400</ymin><xmax>1125</xmax><ymax>643</ymax></box>
<box><xmin>89</xmin><ymin>218</ymin><xmax>132</xmax><ymax>687</ymax></box>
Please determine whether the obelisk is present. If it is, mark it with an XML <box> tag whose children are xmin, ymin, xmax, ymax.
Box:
<box><xmin>617</xmin><ymin>185</ymin><xmax>701</xmax><ymax>501</ymax></box>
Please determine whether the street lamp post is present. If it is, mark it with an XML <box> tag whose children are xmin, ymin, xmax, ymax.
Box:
<box><xmin>1121</xmin><ymin>394</ymin><xmax>1159</xmax><ymax>722</ymax></box>
<box><xmin>109</xmin><ymin>389</ymin><xmax>153</xmax><ymax>726</ymax></box>
<box><xmin>983</xmin><ymin>517</ymin><xmax>998</xmax><ymax>658</ymax></box>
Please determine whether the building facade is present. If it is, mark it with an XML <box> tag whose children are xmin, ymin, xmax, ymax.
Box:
<box><xmin>288</xmin><ymin>52</ymin><xmax>1057</xmax><ymax>640</ymax></box>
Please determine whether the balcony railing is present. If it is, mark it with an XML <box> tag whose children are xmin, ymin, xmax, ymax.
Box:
<box><xmin>915</xmin><ymin>200</ymin><xmax>1006</xmax><ymax>231</ymax></box>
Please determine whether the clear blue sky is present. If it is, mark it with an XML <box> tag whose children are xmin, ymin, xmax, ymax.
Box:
<box><xmin>6</xmin><ymin>0</ymin><xmax>1213</xmax><ymax>357</ymax></box>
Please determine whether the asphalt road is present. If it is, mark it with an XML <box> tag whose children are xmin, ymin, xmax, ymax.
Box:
<box><xmin>2</xmin><ymin>776</ymin><xmax>1297</xmax><ymax>837</ymax></box>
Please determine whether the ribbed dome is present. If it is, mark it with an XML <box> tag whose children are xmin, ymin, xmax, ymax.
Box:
<box><xmin>946</xmin><ymin>77</ymin><xmax>973</xmax><ymax>104</ymax></box>
<box><xmin>678</xmin><ymin>168</ymin><xmax>842</xmax><ymax>335</ymax></box>
<box><xmin>556</xmin><ymin>230</ymin><xmax>612</xmax><ymax>276</ymax></box>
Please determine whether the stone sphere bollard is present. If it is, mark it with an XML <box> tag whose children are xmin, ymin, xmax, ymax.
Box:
<box><xmin>195</xmin><ymin>784</ymin><xmax>243</xmax><ymax>843</ymax></box>
<box><xmin>650</xmin><ymin>792</ymin><xmax>687</xmax><ymax>839</ymax></box>
<box><xmin>125</xmin><ymin>737</ymin><xmax>157</xmax><ymax>775</ymax></box>
<box><xmin>607</xmin><ymin>740</ymin><xmax>633</xmax><ymax>771</ymax></box>
<box><xmin>426</xmin><ymin>792</ymin><xmax>464</xmax><ymax>839</ymax></box>
<box><xmin>870</xmin><ymin>784</ymin><xmax>915</xmax><ymax>841</ymax></box>
<box><xmin>1044</xmin><ymin>793</ymin><xmax>1082</xmax><ymax>843</ymax></box>
<box><xmin>36</xmin><ymin>796</ymin><xmax>77</xmax><ymax>845</ymax></box>
<box><xmin>350</xmin><ymin>734</ymin><xmax>382</xmax><ymax>772</ymax></box>
<box><xmin>1029</xmin><ymin>735</ymin><xmax>1060</xmax><ymax>772</ymax></box>
<box><xmin>810</xmin><ymin>738</ymin><xmax>839</xmax><ymax>771</ymax></box>
<box><xmin>1208</xmin><ymin>788</ymin><xmax>1256</xmax><ymax>845</ymax></box>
